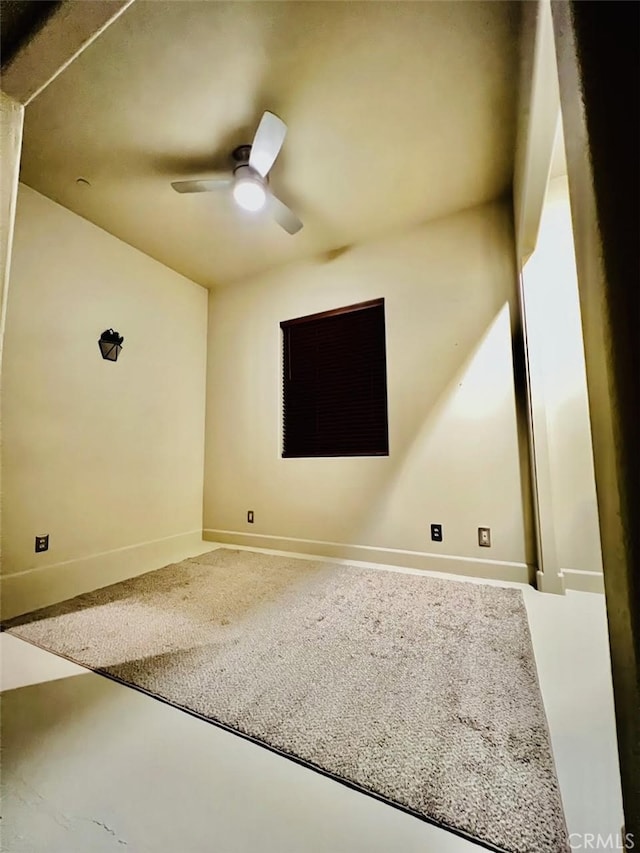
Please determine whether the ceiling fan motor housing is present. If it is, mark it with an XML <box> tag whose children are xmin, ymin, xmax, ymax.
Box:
<box><xmin>232</xmin><ymin>145</ymin><xmax>268</xmax><ymax>189</ymax></box>
<box><xmin>232</xmin><ymin>144</ymin><xmax>252</xmax><ymax>168</ymax></box>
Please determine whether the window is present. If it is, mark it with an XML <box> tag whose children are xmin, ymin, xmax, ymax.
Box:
<box><xmin>281</xmin><ymin>299</ymin><xmax>389</xmax><ymax>457</ymax></box>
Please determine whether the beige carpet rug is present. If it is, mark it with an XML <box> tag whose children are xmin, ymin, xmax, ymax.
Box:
<box><xmin>4</xmin><ymin>548</ymin><xmax>568</xmax><ymax>853</ymax></box>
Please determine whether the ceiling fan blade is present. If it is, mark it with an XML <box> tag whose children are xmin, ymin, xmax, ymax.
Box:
<box><xmin>268</xmin><ymin>193</ymin><xmax>303</xmax><ymax>235</ymax></box>
<box><xmin>171</xmin><ymin>178</ymin><xmax>231</xmax><ymax>194</ymax></box>
<box><xmin>249</xmin><ymin>111</ymin><xmax>287</xmax><ymax>178</ymax></box>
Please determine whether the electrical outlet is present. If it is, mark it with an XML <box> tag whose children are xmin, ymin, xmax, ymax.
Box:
<box><xmin>247</xmin><ymin>511</ymin><xmax>254</xmax><ymax>524</ymax></box>
<box><xmin>430</xmin><ymin>523</ymin><xmax>443</xmax><ymax>542</ymax></box>
<box><xmin>35</xmin><ymin>534</ymin><xmax>49</xmax><ymax>553</ymax></box>
<box><xmin>478</xmin><ymin>527</ymin><xmax>491</xmax><ymax>547</ymax></box>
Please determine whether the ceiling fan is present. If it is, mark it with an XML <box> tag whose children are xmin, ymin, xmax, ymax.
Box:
<box><xmin>171</xmin><ymin>111</ymin><xmax>303</xmax><ymax>235</ymax></box>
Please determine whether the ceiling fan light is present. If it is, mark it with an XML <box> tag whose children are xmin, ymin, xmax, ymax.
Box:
<box><xmin>233</xmin><ymin>179</ymin><xmax>266</xmax><ymax>212</ymax></box>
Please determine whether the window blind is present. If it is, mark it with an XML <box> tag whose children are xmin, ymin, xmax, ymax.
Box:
<box><xmin>281</xmin><ymin>299</ymin><xmax>389</xmax><ymax>457</ymax></box>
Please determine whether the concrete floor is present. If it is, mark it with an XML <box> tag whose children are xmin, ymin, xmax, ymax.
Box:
<box><xmin>0</xmin><ymin>548</ymin><xmax>624</xmax><ymax>853</ymax></box>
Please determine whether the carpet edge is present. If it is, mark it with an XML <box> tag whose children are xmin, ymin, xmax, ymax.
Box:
<box><xmin>4</xmin><ymin>628</ymin><xmax>513</xmax><ymax>853</ymax></box>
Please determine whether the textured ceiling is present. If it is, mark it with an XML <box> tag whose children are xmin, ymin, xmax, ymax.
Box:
<box><xmin>20</xmin><ymin>1</ymin><xmax>521</xmax><ymax>288</ymax></box>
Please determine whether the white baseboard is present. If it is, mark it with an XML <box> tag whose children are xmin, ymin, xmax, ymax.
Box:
<box><xmin>1</xmin><ymin>530</ymin><xmax>206</xmax><ymax>620</ymax></box>
<box><xmin>562</xmin><ymin>567</ymin><xmax>605</xmax><ymax>594</ymax></box>
<box><xmin>203</xmin><ymin>529</ymin><xmax>533</xmax><ymax>584</ymax></box>
<box><xmin>535</xmin><ymin>568</ymin><xmax>566</xmax><ymax>596</ymax></box>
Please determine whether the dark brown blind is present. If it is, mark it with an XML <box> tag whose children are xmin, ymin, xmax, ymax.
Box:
<box><xmin>281</xmin><ymin>299</ymin><xmax>389</xmax><ymax>457</ymax></box>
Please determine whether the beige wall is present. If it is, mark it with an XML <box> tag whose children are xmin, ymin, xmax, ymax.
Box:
<box><xmin>203</xmin><ymin>200</ymin><xmax>532</xmax><ymax>581</ymax></box>
<box><xmin>523</xmin><ymin>176</ymin><xmax>603</xmax><ymax>589</ymax></box>
<box><xmin>1</xmin><ymin>185</ymin><xmax>208</xmax><ymax>617</ymax></box>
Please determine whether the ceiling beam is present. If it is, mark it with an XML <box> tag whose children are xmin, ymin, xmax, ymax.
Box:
<box><xmin>1</xmin><ymin>0</ymin><xmax>134</xmax><ymax>105</ymax></box>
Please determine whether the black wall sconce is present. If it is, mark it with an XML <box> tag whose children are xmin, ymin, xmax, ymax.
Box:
<box><xmin>98</xmin><ymin>329</ymin><xmax>124</xmax><ymax>362</ymax></box>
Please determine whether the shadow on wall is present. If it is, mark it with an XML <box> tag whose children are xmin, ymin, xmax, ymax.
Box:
<box><xmin>351</xmin><ymin>303</ymin><xmax>533</xmax><ymax>569</ymax></box>
<box><xmin>293</xmin><ymin>210</ymin><xmax>528</xmax><ymax>557</ymax></box>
